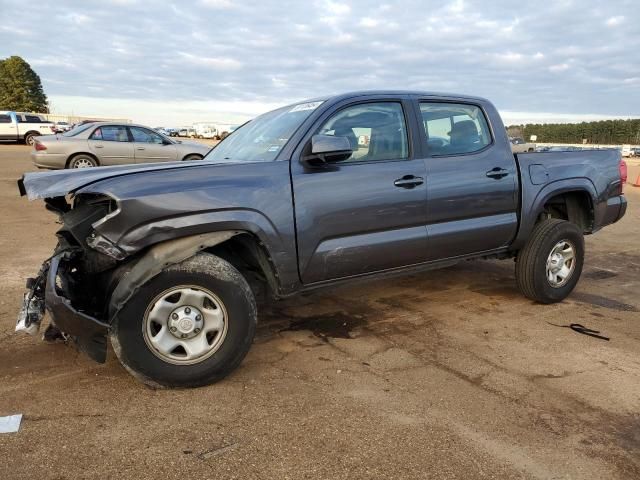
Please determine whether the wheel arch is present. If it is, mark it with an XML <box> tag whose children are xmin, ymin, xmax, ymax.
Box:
<box><xmin>107</xmin><ymin>230</ymin><xmax>281</xmax><ymax>322</ymax></box>
<box><xmin>512</xmin><ymin>179</ymin><xmax>597</xmax><ymax>251</ymax></box>
<box><xmin>539</xmin><ymin>189</ymin><xmax>595</xmax><ymax>232</ymax></box>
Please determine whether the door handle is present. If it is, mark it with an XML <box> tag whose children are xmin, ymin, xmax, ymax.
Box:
<box><xmin>486</xmin><ymin>167</ymin><xmax>509</xmax><ymax>179</ymax></box>
<box><xmin>136</xmin><ymin>147</ymin><xmax>145</xmax><ymax>150</ymax></box>
<box><xmin>94</xmin><ymin>144</ymin><xmax>104</xmax><ymax>148</ymax></box>
<box><xmin>394</xmin><ymin>175</ymin><xmax>424</xmax><ymax>189</ymax></box>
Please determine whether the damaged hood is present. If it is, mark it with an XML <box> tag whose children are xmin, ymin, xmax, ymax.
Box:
<box><xmin>19</xmin><ymin>161</ymin><xmax>210</xmax><ymax>200</ymax></box>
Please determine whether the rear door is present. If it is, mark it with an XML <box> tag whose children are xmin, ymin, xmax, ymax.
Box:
<box><xmin>0</xmin><ymin>113</ymin><xmax>17</xmax><ymax>140</ymax></box>
<box><xmin>129</xmin><ymin>126</ymin><xmax>178</xmax><ymax>163</ymax></box>
<box><xmin>291</xmin><ymin>98</ymin><xmax>428</xmax><ymax>284</ymax></box>
<box><xmin>87</xmin><ymin>125</ymin><xmax>135</xmax><ymax>165</ymax></box>
<box><xmin>417</xmin><ymin>99</ymin><xmax>518</xmax><ymax>260</ymax></box>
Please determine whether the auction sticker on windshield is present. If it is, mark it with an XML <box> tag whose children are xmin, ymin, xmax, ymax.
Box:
<box><xmin>289</xmin><ymin>101</ymin><xmax>323</xmax><ymax>113</ymax></box>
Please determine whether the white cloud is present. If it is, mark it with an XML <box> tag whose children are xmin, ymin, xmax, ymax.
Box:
<box><xmin>549</xmin><ymin>63</ymin><xmax>570</xmax><ymax>72</ymax></box>
<box><xmin>200</xmin><ymin>0</ymin><xmax>235</xmax><ymax>8</ymax></box>
<box><xmin>178</xmin><ymin>52</ymin><xmax>242</xmax><ymax>70</ymax></box>
<box><xmin>606</xmin><ymin>16</ymin><xmax>624</xmax><ymax>27</ymax></box>
<box><xmin>359</xmin><ymin>17</ymin><xmax>379</xmax><ymax>28</ymax></box>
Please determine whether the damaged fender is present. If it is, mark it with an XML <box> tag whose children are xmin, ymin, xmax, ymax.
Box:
<box><xmin>108</xmin><ymin>231</ymin><xmax>239</xmax><ymax>320</ymax></box>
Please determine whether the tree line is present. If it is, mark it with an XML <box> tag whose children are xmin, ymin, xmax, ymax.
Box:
<box><xmin>508</xmin><ymin>119</ymin><xmax>640</xmax><ymax>145</ymax></box>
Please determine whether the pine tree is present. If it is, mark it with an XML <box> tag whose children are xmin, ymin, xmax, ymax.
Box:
<box><xmin>0</xmin><ymin>56</ymin><xmax>48</xmax><ymax>112</ymax></box>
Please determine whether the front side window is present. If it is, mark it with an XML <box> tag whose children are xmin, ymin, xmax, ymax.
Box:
<box><xmin>130</xmin><ymin>126</ymin><xmax>165</xmax><ymax>144</ymax></box>
<box><xmin>317</xmin><ymin>102</ymin><xmax>408</xmax><ymax>162</ymax></box>
<box><xmin>90</xmin><ymin>126</ymin><xmax>129</xmax><ymax>142</ymax></box>
<box><xmin>25</xmin><ymin>115</ymin><xmax>42</xmax><ymax>123</ymax></box>
<box><xmin>420</xmin><ymin>102</ymin><xmax>491</xmax><ymax>155</ymax></box>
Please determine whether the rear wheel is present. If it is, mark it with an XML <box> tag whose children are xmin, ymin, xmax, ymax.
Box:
<box><xmin>515</xmin><ymin>219</ymin><xmax>584</xmax><ymax>303</ymax></box>
<box><xmin>110</xmin><ymin>253</ymin><xmax>257</xmax><ymax>388</ymax></box>
<box><xmin>25</xmin><ymin>132</ymin><xmax>39</xmax><ymax>146</ymax></box>
<box><xmin>69</xmin><ymin>154</ymin><xmax>98</xmax><ymax>168</ymax></box>
<box><xmin>182</xmin><ymin>154</ymin><xmax>203</xmax><ymax>161</ymax></box>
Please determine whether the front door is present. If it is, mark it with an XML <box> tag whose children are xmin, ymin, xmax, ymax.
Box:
<box><xmin>418</xmin><ymin>101</ymin><xmax>518</xmax><ymax>260</ymax></box>
<box><xmin>129</xmin><ymin>126</ymin><xmax>178</xmax><ymax>163</ymax></box>
<box><xmin>291</xmin><ymin>100</ymin><xmax>428</xmax><ymax>284</ymax></box>
<box><xmin>87</xmin><ymin>125</ymin><xmax>134</xmax><ymax>165</ymax></box>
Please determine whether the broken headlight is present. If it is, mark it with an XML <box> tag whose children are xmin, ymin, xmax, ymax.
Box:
<box><xmin>86</xmin><ymin>233</ymin><xmax>126</xmax><ymax>260</ymax></box>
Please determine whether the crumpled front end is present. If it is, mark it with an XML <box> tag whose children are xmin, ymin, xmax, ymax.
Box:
<box><xmin>16</xmin><ymin>193</ymin><xmax>126</xmax><ymax>363</ymax></box>
<box><xmin>17</xmin><ymin>253</ymin><xmax>110</xmax><ymax>362</ymax></box>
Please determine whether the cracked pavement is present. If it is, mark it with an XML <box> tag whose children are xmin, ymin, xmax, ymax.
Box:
<box><xmin>1</xmin><ymin>145</ymin><xmax>639</xmax><ymax>479</ymax></box>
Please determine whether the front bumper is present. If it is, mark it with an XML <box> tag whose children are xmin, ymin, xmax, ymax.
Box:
<box><xmin>38</xmin><ymin>254</ymin><xmax>109</xmax><ymax>362</ymax></box>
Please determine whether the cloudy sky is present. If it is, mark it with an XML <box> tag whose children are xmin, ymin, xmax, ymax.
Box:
<box><xmin>1</xmin><ymin>0</ymin><xmax>638</xmax><ymax>126</ymax></box>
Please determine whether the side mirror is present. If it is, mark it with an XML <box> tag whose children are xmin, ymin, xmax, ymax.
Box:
<box><xmin>301</xmin><ymin>134</ymin><xmax>353</xmax><ymax>167</ymax></box>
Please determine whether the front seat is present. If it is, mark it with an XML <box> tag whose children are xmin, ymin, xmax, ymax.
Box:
<box><xmin>449</xmin><ymin>120</ymin><xmax>480</xmax><ymax>153</ymax></box>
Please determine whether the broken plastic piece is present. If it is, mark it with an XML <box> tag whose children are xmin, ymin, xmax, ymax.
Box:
<box><xmin>0</xmin><ymin>414</ymin><xmax>22</xmax><ymax>434</ymax></box>
<box><xmin>16</xmin><ymin>292</ymin><xmax>45</xmax><ymax>335</ymax></box>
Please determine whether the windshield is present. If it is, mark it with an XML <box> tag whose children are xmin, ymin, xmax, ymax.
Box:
<box><xmin>63</xmin><ymin>123</ymin><xmax>94</xmax><ymax>137</ymax></box>
<box><xmin>204</xmin><ymin>101</ymin><xmax>323</xmax><ymax>163</ymax></box>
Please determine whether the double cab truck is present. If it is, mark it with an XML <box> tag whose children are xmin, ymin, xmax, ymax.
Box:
<box><xmin>16</xmin><ymin>91</ymin><xmax>627</xmax><ymax>388</ymax></box>
<box><xmin>0</xmin><ymin>111</ymin><xmax>56</xmax><ymax>145</ymax></box>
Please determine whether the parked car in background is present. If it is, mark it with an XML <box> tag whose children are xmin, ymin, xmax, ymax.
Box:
<box><xmin>54</xmin><ymin>121</ymin><xmax>72</xmax><ymax>133</ymax></box>
<box><xmin>193</xmin><ymin>123</ymin><xmax>217</xmax><ymax>139</ymax></box>
<box><xmin>178</xmin><ymin>128</ymin><xmax>188</xmax><ymax>137</ymax></box>
<box><xmin>0</xmin><ymin>111</ymin><xmax>56</xmax><ymax>145</ymax></box>
<box><xmin>16</xmin><ymin>91</ymin><xmax>627</xmax><ymax>387</ymax></box>
<box><xmin>631</xmin><ymin>147</ymin><xmax>640</xmax><ymax>157</ymax></box>
<box><xmin>510</xmin><ymin>137</ymin><xmax>536</xmax><ymax>153</ymax></box>
<box><xmin>30</xmin><ymin>122</ymin><xmax>211</xmax><ymax>169</ymax></box>
<box><xmin>621</xmin><ymin>145</ymin><xmax>632</xmax><ymax>157</ymax></box>
<box><xmin>165</xmin><ymin>128</ymin><xmax>179</xmax><ymax>137</ymax></box>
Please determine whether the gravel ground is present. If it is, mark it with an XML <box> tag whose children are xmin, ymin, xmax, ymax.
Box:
<box><xmin>1</xmin><ymin>144</ymin><xmax>639</xmax><ymax>479</ymax></box>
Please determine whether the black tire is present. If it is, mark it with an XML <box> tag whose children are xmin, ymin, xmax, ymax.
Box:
<box><xmin>68</xmin><ymin>154</ymin><xmax>98</xmax><ymax>168</ymax></box>
<box><xmin>182</xmin><ymin>154</ymin><xmax>203</xmax><ymax>161</ymax></box>
<box><xmin>25</xmin><ymin>132</ymin><xmax>39</xmax><ymax>146</ymax></box>
<box><xmin>515</xmin><ymin>219</ymin><xmax>584</xmax><ymax>304</ymax></box>
<box><xmin>110</xmin><ymin>253</ymin><xmax>257</xmax><ymax>388</ymax></box>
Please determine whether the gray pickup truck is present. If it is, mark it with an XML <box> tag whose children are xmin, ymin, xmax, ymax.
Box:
<box><xmin>17</xmin><ymin>91</ymin><xmax>627</xmax><ymax>388</ymax></box>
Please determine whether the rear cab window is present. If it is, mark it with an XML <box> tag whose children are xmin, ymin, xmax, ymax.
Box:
<box><xmin>420</xmin><ymin>102</ymin><xmax>492</xmax><ymax>156</ymax></box>
<box><xmin>0</xmin><ymin>114</ymin><xmax>12</xmax><ymax>123</ymax></box>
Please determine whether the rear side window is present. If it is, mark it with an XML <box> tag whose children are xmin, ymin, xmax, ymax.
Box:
<box><xmin>420</xmin><ymin>103</ymin><xmax>491</xmax><ymax>156</ymax></box>
<box><xmin>90</xmin><ymin>126</ymin><xmax>129</xmax><ymax>142</ymax></box>
<box><xmin>0</xmin><ymin>114</ymin><xmax>11</xmax><ymax>123</ymax></box>
<box><xmin>317</xmin><ymin>102</ymin><xmax>409</xmax><ymax>163</ymax></box>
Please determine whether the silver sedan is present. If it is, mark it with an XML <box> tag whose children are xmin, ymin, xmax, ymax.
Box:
<box><xmin>30</xmin><ymin>122</ymin><xmax>212</xmax><ymax>169</ymax></box>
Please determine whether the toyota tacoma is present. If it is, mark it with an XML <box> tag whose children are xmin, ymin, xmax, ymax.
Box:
<box><xmin>16</xmin><ymin>91</ymin><xmax>627</xmax><ymax>388</ymax></box>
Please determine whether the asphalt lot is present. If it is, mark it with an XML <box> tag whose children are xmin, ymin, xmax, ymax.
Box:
<box><xmin>0</xmin><ymin>144</ymin><xmax>639</xmax><ymax>479</ymax></box>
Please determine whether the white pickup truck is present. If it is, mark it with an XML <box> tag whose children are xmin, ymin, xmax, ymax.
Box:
<box><xmin>0</xmin><ymin>111</ymin><xmax>56</xmax><ymax>145</ymax></box>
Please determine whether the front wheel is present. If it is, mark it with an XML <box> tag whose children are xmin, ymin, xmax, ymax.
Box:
<box><xmin>516</xmin><ymin>219</ymin><xmax>584</xmax><ymax>304</ymax></box>
<box><xmin>110</xmin><ymin>253</ymin><xmax>257</xmax><ymax>388</ymax></box>
<box><xmin>182</xmin><ymin>154</ymin><xmax>203</xmax><ymax>161</ymax></box>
